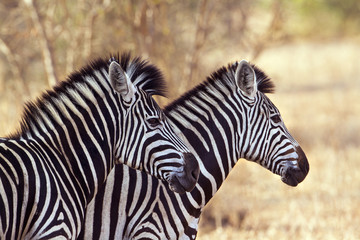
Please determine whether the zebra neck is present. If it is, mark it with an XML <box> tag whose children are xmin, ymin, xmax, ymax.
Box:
<box><xmin>15</xmin><ymin>72</ymin><xmax>119</xmax><ymax>203</ymax></box>
<box><xmin>167</xmin><ymin>99</ymin><xmax>242</xmax><ymax>206</ymax></box>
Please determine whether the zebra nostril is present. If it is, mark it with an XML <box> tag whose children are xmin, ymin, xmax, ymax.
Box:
<box><xmin>191</xmin><ymin>169</ymin><xmax>198</xmax><ymax>180</ymax></box>
<box><xmin>296</xmin><ymin>146</ymin><xmax>309</xmax><ymax>175</ymax></box>
<box><xmin>183</xmin><ymin>153</ymin><xmax>199</xmax><ymax>181</ymax></box>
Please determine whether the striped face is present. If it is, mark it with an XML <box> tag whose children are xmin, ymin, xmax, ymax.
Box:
<box><xmin>236</xmin><ymin>60</ymin><xmax>309</xmax><ymax>186</ymax></box>
<box><xmin>243</xmin><ymin>93</ymin><xmax>308</xmax><ymax>186</ymax></box>
<box><xmin>110</xmin><ymin>61</ymin><xmax>199</xmax><ymax>193</ymax></box>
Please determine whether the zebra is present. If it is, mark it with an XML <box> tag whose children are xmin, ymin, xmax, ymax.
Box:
<box><xmin>0</xmin><ymin>53</ymin><xmax>199</xmax><ymax>239</ymax></box>
<box><xmin>80</xmin><ymin>60</ymin><xmax>309</xmax><ymax>239</ymax></box>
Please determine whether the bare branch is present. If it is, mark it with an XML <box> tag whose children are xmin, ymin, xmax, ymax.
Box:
<box><xmin>82</xmin><ymin>0</ymin><xmax>112</xmax><ymax>60</ymax></box>
<box><xmin>251</xmin><ymin>0</ymin><xmax>285</xmax><ymax>60</ymax></box>
<box><xmin>183</xmin><ymin>0</ymin><xmax>214</xmax><ymax>88</ymax></box>
<box><xmin>0</xmin><ymin>36</ymin><xmax>30</xmax><ymax>100</ymax></box>
<box><xmin>23</xmin><ymin>0</ymin><xmax>59</xmax><ymax>87</ymax></box>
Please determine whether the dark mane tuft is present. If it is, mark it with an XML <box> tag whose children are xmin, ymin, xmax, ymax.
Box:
<box><xmin>60</xmin><ymin>53</ymin><xmax>167</xmax><ymax>97</ymax></box>
<box><xmin>251</xmin><ymin>64</ymin><xmax>275</xmax><ymax>94</ymax></box>
<box><xmin>107</xmin><ymin>53</ymin><xmax>167</xmax><ymax>97</ymax></box>
<box><xmin>67</xmin><ymin>52</ymin><xmax>167</xmax><ymax>97</ymax></box>
<box><xmin>165</xmin><ymin>61</ymin><xmax>275</xmax><ymax>113</ymax></box>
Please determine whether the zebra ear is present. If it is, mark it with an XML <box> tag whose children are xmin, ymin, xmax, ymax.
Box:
<box><xmin>235</xmin><ymin>60</ymin><xmax>257</xmax><ymax>98</ymax></box>
<box><xmin>109</xmin><ymin>61</ymin><xmax>135</xmax><ymax>101</ymax></box>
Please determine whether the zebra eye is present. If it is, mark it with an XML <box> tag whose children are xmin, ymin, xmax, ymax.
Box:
<box><xmin>146</xmin><ymin>117</ymin><xmax>162</xmax><ymax>128</ymax></box>
<box><xmin>271</xmin><ymin>115</ymin><xmax>281</xmax><ymax>124</ymax></box>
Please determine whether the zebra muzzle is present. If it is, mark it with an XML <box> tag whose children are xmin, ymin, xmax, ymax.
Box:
<box><xmin>168</xmin><ymin>153</ymin><xmax>200</xmax><ymax>194</ymax></box>
<box><xmin>281</xmin><ymin>146</ymin><xmax>309</xmax><ymax>187</ymax></box>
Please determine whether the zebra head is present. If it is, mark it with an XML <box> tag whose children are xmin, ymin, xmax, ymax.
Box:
<box><xmin>235</xmin><ymin>60</ymin><xmax>309</xmax><ymax>186</ymax></box>
<box><xmin>108</xmin><ymin>58</ymin><xmax>199</xmax><ymax>193</ymax></box>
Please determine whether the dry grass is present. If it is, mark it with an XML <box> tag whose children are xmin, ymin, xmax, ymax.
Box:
<box><xmin>197</xmin><ymin>40</ymin><xmax>360</xmax><ymax>239</ymax></box>
<box><xmin>0</xmin><ymin>40</ymin><xmax>359</xmax><ymax>239</ymax></box>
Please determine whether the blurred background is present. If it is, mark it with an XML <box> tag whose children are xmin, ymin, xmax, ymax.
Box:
<box><xmin>0</xmin><ymin>0</ymin><xmax>359</xmax><ymax>239</ymax></box>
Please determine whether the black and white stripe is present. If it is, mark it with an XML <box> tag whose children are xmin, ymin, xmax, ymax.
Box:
<box><xmin>80</xmin><ymin>60</ymin><xmax>309</xmax><ymax>239</ymax></box>
<box><xmin>0</xmin><ymin>54</ymin><xmax>198</xmax><ymax>239</ymax></box>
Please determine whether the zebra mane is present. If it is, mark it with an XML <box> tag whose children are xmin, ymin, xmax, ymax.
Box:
<box><xmin>165</xmin><ymin>62</ymin><xmax>274</xmax><ymax>112</ymax></box>
<box><xmin>251</xmin><ymin>64</ymin><xmax>275</xmax><ymax>94</ymax></box>
<box><xmin>71</xmin><ymin>52</ymin><xmax>167</xmax><ymax>97</ymax></box>
<box><xmin>9</xmin><ymin>53</ymin><xmax>166</xmax><ymax>138</ymax></box>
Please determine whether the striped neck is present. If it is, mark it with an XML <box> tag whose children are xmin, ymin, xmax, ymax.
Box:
<box><xmin>14</xmin><ymin>66</ymin><xmax>120</xmax><ymax>204</ymax></box>
<box><xmin>166</xmin><ymin>92</ymin><xmax>241</xmax><ymax>206</ymax></box>
<box><xmin>165</xmin><ymin>62</ymin><xmax>274</xmax><ymax>206</ymax></box>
